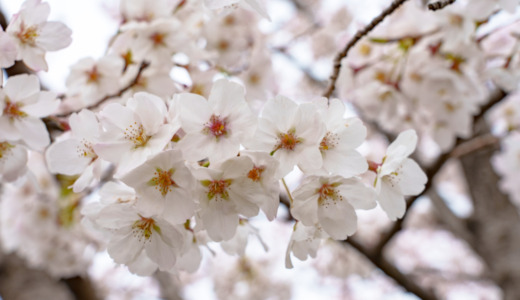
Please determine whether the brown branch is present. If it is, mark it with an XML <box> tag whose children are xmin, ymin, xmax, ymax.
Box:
<box><xmin>345</xmin><ymin>238</ymin><xmax>438</xmax><ymax>300</ymax></box>
<box><xmin>322</xmin><ymin>0</ymin><xmax>410</xmax><ymax>98</ymax></box>
<box><xmin>58</xmin><ymin>61</ymin><xmax>150</xmax><ymax>117</ymax></box>
<box><xmin>62</xmin><ymin>276</ymin><xmax>101</xmax><ymax>300</ymax></box>
<box><xmin>371</xmin><ymin>88</ymin><xmax>507</xmax><ymax>254</ymax></box>
<box><xmin>427</xmin><ymin>0</ymin><xmax>456</xmax><ymax>11</ymax></box>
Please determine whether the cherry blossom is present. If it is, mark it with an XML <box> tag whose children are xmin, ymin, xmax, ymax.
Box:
<box><xmin>0</xmin><ymin>74</ymin><xmax>59</xmax><ymax>150</ymax></box>
<box><xmin>247</xmin><ymin>95</ymin><xmax>325</xmax><ymax>178</ymax></box>
<box><xmin>46</xmin><ymin>109</ymin><xmax>109</xmax><ymax>192</ymax></box>
<box><xmin>121</xmin><ymin>150</ymin><xmax>197</xmax><ymax>224</ymax></box>
<box><xmin>291</xmin><ymin>175</ymin><xmax>377</xmax><ymax>240</ymax></box>
<box><xmin>6</xmin><ymin>0</ymin><xmax>72</xmax><ymax>71</ymax></box>
<box><xmin>373</xmin><ymin>130</ymin><xmax>427</xmax><ymax>221</ymax></box>
<box><xmin>177</xmin><ymin>78</ymin><xmax>256</xmax><ymax>163</ymax></box>
<box><xmin>94</xmin><ymin>92</ymin><xmax>176</xmax><ymax>176</ymax></box>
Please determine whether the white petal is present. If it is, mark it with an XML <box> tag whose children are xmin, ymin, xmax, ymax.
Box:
<box><xmin>398</xmin><ymin>159</ymin><xmax>427</xmax><ymax>196</ymax></box>
<box><xmin>378</xmin><ymin>180</ymin><xmax>406</xmax><ymax>221</ymax></box>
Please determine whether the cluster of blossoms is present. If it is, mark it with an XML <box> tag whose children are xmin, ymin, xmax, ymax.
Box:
<box><xmin>3</xmin><ymin>0</ymin><xmax>518</xmax><ymax>287</ymax></box>
<box><xmin>337</xmin><ymin>0</ymin><xmax>519</xmax><ymax>153</ymax></box>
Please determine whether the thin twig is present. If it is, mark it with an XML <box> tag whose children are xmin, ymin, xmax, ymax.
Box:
<box><xmin>427</xmin><ymin>0</ymin><xmax>456</xmax><ymax>11</ymax></box>
<box><xmin>59</xmin><ymin>61</ymin><xmax>150</xmax><ymax>117</ymax></box>
<box><xmin>322</xmin><ymin>0</ymin><xmax>410</xmax><ymax>98</ymax></box>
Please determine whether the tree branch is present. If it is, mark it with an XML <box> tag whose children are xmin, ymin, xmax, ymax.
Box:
<box><xmin>427</xmin><ymin>0</ymin><xmax>456</xmax><ymax>11</ymax></box>
<box><xmin>322</xmin><ymin>0</ymin><xmax>410</xmax><ymax>98</ymax></box>
<box><xmin>345</xmin><ymin>237</ymin><xmax>438</xmax><ymax>300</ymax></box>
<box><xmin>371</xmin><ymin>88</ymin><xmax>507</xmax><ymax>254</ymax></box>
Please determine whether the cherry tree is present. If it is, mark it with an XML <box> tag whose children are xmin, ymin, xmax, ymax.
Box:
<box><xmin>0</xmin><ymin>0</ymin><xmax>519</xmax><ymax>299</ymax></box>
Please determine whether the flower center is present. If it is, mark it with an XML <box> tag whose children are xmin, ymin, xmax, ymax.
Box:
<box><xmin>17</xmin><ymin>23</ymin><xmax>39</xmax><ymax>46</ymax></box>
<box><xmin>150</xmin><ymin>32</ymin><xmax>166</xmax><ymax>47</ymax></box>
<box><xmin>86</xmin><ymin>67</ymin><xmax>100</xmax><ymax>83</ymax></box>
<box><xmin>148</xmin><ymin>168</ymin><xmax>177</xmax><ymax>196</ymax></box>
<box><xmin>124</xmin><ymin>122</ymin><xmax>151</xmax><ymax>148</ymax></box>
<box><xmin>247</xmin><ymin>165</ymin><xmax>265</xmax><ymax>182</ymax></box>
<box><xmin>272</xmin><ymin>128</ymin><xmax>303</xmax><ymax>155</ymax></box>
<box><xmin>77</xmin><ymin>139</ymin><xmax>97</xmax><ymax>161</ymax></box>
<box><xmin>319</xmin><ymin>132</ymin><xmax>339</xmax><ymax>152</ymax></box>
<box><xmin>202</xmin><ymin>179</ymin><xmax>232</xmax><ymax>201</ymax></box>
<box><xmin>132</xmin><ymin>216</ymin><xmax>159</xmax><ymax>241</ymax></box>
<box><xmin>204</xmin><ymin>115</ymin><xmax>228</xmax><ymax>139</ymax></box>
<box><xmin>0</xmin><ymin>142</ymin><xmax>14</xmax><ymax>160</ymax></box>
<box><xmin>3</xmin><ymin>100</ymin><xmax>27</xmax><ymax>119</ymax></box>
<box><xmin>317</xmin><ymin>183</ymin><xmax>342</xmax><ymax>206</ymax></box>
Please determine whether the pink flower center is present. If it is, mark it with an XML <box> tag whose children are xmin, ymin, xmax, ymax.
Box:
<box><xmin>204</xmin><ymin>115</ymin><xmax>228</xmax><ymax>139</ymax></box>
<box><xmin>17</xmin><ymin>23</ymin><xmax>39</xmax><ymax>46</ymax></box>
<box><xmin>3</xmin><ymin>100</ymin><xmax>27</xmax><ymax>119</ymax></box>
<box><xmin>149</xmin><ymin>168</ymin><xmax>177</xmax><ymax>196</ymax></box>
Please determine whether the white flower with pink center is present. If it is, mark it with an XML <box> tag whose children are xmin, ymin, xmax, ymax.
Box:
<box><xmin>94</xmin><ymin>92</ymin><xmax>177</xmax><ymax>176</ymax></box>
<box><xmin>95</xmin><ymin>203</ymin><xmax>183</xmax><ymax>273</ymax></box>
<box><xmin>248</xmin><ymin>95</ymin><xmax>326</xmax><ymax>178</ymax></box>
<box><xmin>6</xmin><ymin>0</ymin><xmax>72</xmax><ymax>71</ymax></box>
<box><xmin>121</xmin><ymin>150</ymin><xmax>197</xmax><ymax>224</ymax></box>
<box><xmin>46</xmin><ymin>109</ymin><xmax>109</xmax><ymax>192</ymax></box>
<box><xmin>191</xmin><ymin>155</ymin><xmax>260</xmax><ymax>242</ymax></box>
<box><xmin>239</xmin><ymin>150</ymin><xmax>280</xmax><ymax>221</ymax></box>
<box><xmin>304</xmin><ymin>98</ymin><xmax>368</xmax><ymax>177</ymax></box>
<box><xmin>177</xmin><ymin>79</ymin><xmax>256</xmax><ymax>163</ymax></box>
<box><xmin>374</xmin><ymin>130</ymin><xmax>428</xmax><ymax>221</ymax></box>
<box><xmin>65</xmin><ymin>55</ymin><xmax>124</xmax><ymax>105</ymax></box>
<box><xmin>291</xmin><ymin>175</ymin><xmax>376</xmax><ymax>240</ymax></box>
<box><xmin>0</xmin><ymin>74</ymin><xmax>59</xmax><ymax>150</ymax></box>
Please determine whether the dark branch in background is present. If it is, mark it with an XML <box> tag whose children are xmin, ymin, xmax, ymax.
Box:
<box><xmin>372</xmin><ymin>88</ymin><xmax>507</xmax><ymax>254</ymax></box>
<box><xmin>427</xmin><ymin>0</ymin><xmax>456</xmax><ymax>11</ymax></box>
<box><xmin>322</xmin><ymin>0</ymin><xmax>410</xmax><ymax>98</ymax></box>
<box><xmin>345</xmin><ymin>238</ymin><xmax>438</xmax><ymax>300</ymax></box>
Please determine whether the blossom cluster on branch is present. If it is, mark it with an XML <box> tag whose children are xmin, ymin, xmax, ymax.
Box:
<box><xmin>0</xmin><ymin>0</ymin><xmax>519</xmax><ymax>298</ymax></box>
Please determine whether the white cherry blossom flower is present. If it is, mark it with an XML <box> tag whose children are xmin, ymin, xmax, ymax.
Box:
<box><xmin>65</xmin><ymin>55</ymin><xmax>124</xmax><ymax>105</ymax></box>
<box><xmin>374</xmin><ymin>130</ymin><xmax>427</xmax><ymax>221</ymax></box>
<box><xmin>177</xmin><ymin>79</ymin><xmax>256</xmax><ymax>163</ymax></box>
<box><xmin>191</xmin><ymin>155</ymin><xmax>260</xmax><ymax>241</ymax></box>
<box><xmin>247</xmin><ymin>95</ymin><xmax>325</xmax><ymax>178</ymax></box>
<box><xmin>0</xmin><ymin>74</ymin><xmax>59</xmax><ymax>150</ymax></box>
<box><xmin>46</xmin><ymin>109</ymin><xmax>109</xmax><ymax>192</ymax></box>
<box><xmin>121</xmin><ymin>150</ymin><xmax>197</xmax><ymax>224</ymax></box>
<box><xmin>96</xmin><ymin>203</ymin><xmax>183</xmax><ymax>272</ymax></box>
<box><xmin>285</xmin><ymin>222</ymin><xmax>328</xmax><ymax>269</ymax></box>
<box><xmin>291</xmin><ymin>175</ymin><xmax>377</xmax><ymax>240</ymax></box>
<box><xmin>239</xmin><ymin>150</ymin><xmax>280</xmax><ymax>221</ymax></box>
<box><xmin>6</xmin><ymin>0</ymin><xmax>72</xmax><ymax>71</ymax></box>
<box><xmin>304</xmin><ymin>98</ymin><xmax>368</xmax><ymax>177</ymax></box>
<box><xmin>94</xmin><ymin>92</ymin><xmax>176</xmax><ymax>176</ymax></box>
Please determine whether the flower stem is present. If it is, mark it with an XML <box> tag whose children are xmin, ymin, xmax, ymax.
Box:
<box><xmin>281</xmin><ymin>178</ymin><xmax>294</xmax><ymax>205</ymax></box>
